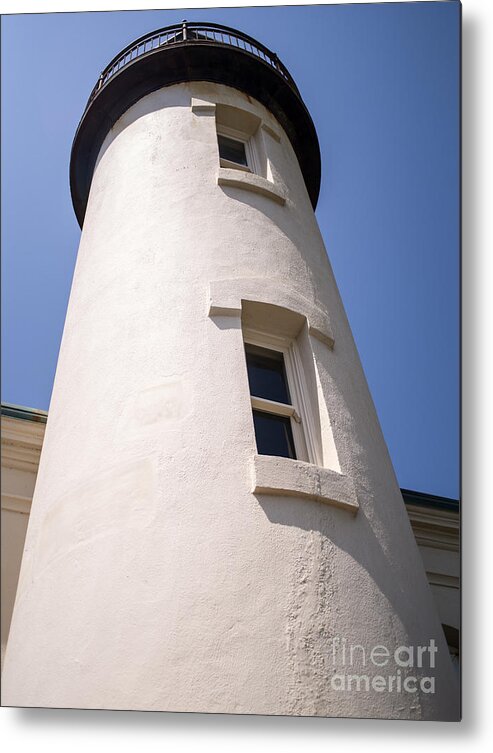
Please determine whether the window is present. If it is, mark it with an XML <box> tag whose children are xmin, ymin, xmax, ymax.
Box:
<box><xmin>217</xmin><ymin>134</ymin><xmax>248</xmax><ymax>169</ymax></box>
<box><xmin>216</xmin><ymin>126</ymin><xmax>257</xmax><ymax>173</ymax></box>
<box><xmin>251</xmin><ymin>411</ymin><xmax>296</xmax><ymax>459</ymax></box>
<box><xmin>215</xmin><ymin>103</ymin><xmax>262</xmax><ymax>175</ymax></box>
<box><xmin>244</xmin><ymin>332</ymin><xmax>310</xmax><ymax>462</ymax></box>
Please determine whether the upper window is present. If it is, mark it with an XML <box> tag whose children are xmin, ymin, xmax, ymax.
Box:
<box><xmin>216</xmin><ymin>125</ymin><xmax>257</xmax><ymax>173</ymax></box>
<box><xmin>245</xmin><ymin>344</ymin><xmax>291</xmax><ymax>404</ymax></box>
<box><xmin>244</xmin><ymin>333</ymin><xmax>310</xmax><ymax>462</ymax></box>
<box><xmin>215</xmin><ymin>103</ymin><xmax>262</xmax><ymax>176</ymax></box>
<box><xmin>217</xmin><ymin>134</ymin><xmax>248</xmax><ymax>169</ymax></box>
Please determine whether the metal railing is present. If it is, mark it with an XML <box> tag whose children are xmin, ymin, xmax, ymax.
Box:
<box><xmin>86</xmin><ymin>21</ymin><xmax>299</xmax><ymax>108</ymax></box>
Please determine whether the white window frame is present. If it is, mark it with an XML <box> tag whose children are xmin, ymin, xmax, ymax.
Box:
<box><xmin>243</xmin><ymin>328</ymin><xmax>318</xmax><ymax>464</ymax></box>
<box><xmin>217</xmin><ymin>124</ymin><xmax>258</xmax><ymax>174</ymax></box>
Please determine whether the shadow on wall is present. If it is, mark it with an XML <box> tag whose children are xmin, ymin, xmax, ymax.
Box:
<box><xmin>255</xmin><ymin>488</ymin><xmax>451</xmax><ymax>667</ymax></box>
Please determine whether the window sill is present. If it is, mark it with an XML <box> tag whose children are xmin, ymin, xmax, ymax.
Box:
<box><xmin>217</xmin><ymin>168</ymin><xmax>286</xmax><ymax>206</ymax></box>
<box><xmin>219</xmin><ymin>158</ymin><xmax>251</xmax><ymax>173</ymax></box>
<box><xmin>252</xmin><ymin>454</ymin><xmax>359</xmax><ymax>514</ymax></box>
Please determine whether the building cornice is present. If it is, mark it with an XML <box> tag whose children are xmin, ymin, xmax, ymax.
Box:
<box><xmin>404</xmin><ymin>502</ymin><xmax>460</xmax><ymax>553</ymax></box>
<box><xmin>1</xmin><ymin>414</ymin><xmax>46</xmax><ymax>474</ymax></box>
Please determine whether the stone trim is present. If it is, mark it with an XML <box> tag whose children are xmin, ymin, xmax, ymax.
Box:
<box><xmin>208</xmin><ymin>278</ymin><xmax>334</xmax><ymax>348</ymax></box>
<box><xmin>190</xmin><ymin>97</ymin><xmax>216</xmax><ymax>114</ymax></box>
<box><xmin>261</xmin><ymin>122</ymin><xmax>281</xmax><ymax>142</ymax></box>
<box><xmin>252</xmin><ymin>454</ymin><xmax>358</xmax><ymax>514</ymax></box>
<box><xmin>217</xmin><ymin>168</ymin><xmax>286</xmax><ymax>205</ymax></box>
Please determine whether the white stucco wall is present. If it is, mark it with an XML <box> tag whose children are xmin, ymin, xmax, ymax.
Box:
<box><xmin>2</xmin><ymin>82</ymin><xmax>459</xmax><ymax>718</ymax></box>
<box><xmin>1</xmin><ymin>414</ymin><xmax>45</xmax><ymax>666</ymax></box>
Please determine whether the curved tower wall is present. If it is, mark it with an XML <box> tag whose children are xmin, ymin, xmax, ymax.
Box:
<box><xmin>3</xmin><ymin>79</ymin><xmax>459</xmax><ymax>718</ymax></box>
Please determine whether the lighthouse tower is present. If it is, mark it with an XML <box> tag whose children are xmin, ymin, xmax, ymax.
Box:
<box><xmin>3</xmin><ymin>23</ymin><xmax>459</xmax><ymax>719</ymax></box>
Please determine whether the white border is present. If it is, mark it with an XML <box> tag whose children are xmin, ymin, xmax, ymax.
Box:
<box><xmin>1</xmin><ymin>0</ymin><xmax>492</xmax><ymax>749</ymax></box>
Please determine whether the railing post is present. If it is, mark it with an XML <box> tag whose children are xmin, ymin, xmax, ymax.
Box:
<box><xmin>97</xmin><ymin>72</ymin><xmax>104</xmax><ymax>91</ymax></box>
<box><xmin>182</xmin><ymin>20</ymin><xmax>187</xmax><ymax>41</ymax></box>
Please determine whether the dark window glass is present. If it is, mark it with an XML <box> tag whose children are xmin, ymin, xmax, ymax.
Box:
<box><xmin>245</xmin><ymin>344</ymin><xmax>291</xmax><ymax>405</ymax></box>
<box><xmin>252</xmin><ymin>410</ymin><xmax>296</xmax><ymax>459</ymax></box>
<box><xmin>218</xmin><ymin>134</ymin><xmax>248</xmax><ymax>167</ymax></box>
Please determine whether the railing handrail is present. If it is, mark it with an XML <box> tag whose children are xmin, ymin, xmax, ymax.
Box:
<box><xmin>86</xmin><ymin>21</ymin><xmax>299</xmax><ymax>108</ymax></box>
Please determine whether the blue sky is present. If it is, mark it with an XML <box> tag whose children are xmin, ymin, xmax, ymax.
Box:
<box><xmin>1</xmin><ymin>3</ymin><xmax>460</xmax><ymax>498</ymax></box>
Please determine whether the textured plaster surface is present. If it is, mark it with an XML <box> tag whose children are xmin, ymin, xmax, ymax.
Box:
<box><xmin>3</xmin><ymin>82</ymin><xmax>459</xmax><ymax>718</ymax></box>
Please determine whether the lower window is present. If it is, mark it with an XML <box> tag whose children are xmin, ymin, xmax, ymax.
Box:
<box><xmin>252</xmin><ymin>410</ymin><xmax>296</xmax><ymax>460</ymax></box>
<box><xmin>243</xmin><ymin>332</ymin><xmax>311</xmax><ymax>462</ymax></box>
